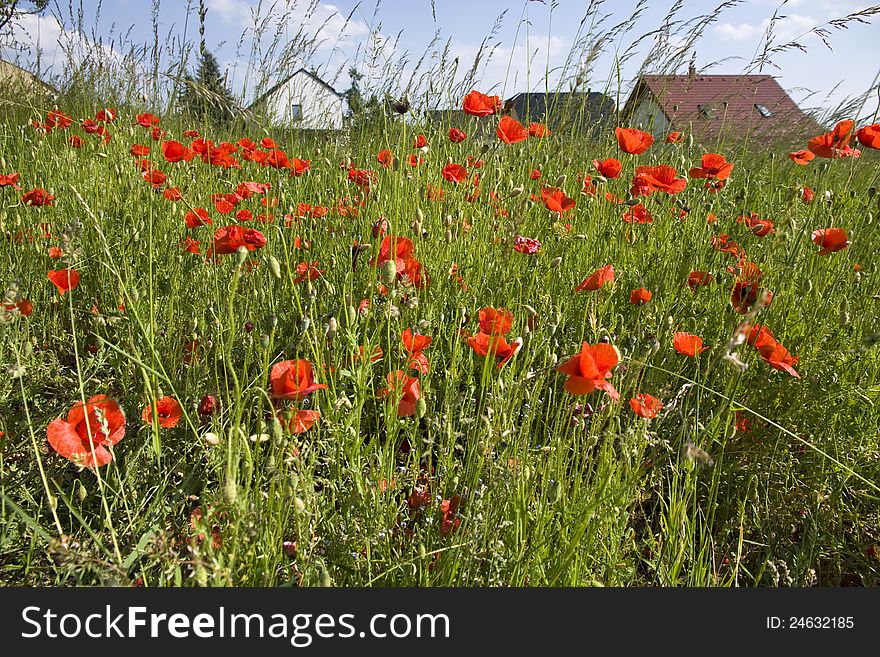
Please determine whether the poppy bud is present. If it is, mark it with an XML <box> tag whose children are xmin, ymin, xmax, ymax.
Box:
<box><xmin>269</xmin><ymin>256</ymin><xmax>282</xmax><ymax>279</ymax></box>
<box><xmin>259</xmin><ymin>333</ymin><xmax>270</xmax><ymax>349</ymax></box>
<box><xmin>444</xmin><ymin>229</ymin><xmax>452</xmax><ymax>243</ymax></box>
<box><xmin>380</xmin><ymin>260</ymin><xmax>397</xmax><ymax>286</ymax></box>
<box><xmin>416</xmin><ymin>397</ymin><xmax>427</xmax><ymax>419</ymax></box>
<box><xmin>204</xmin><ymin>431</ymin><xmax>220</xmax><ymax>446</ymax></box>
<box><xmin>305</xmin><ymin>282</ymin><xmax>317</xmax><ymax>301</ymax></box>
<box><xmin>549</xmin><ymin>256</ymin><xmax>562</xmax><ymax>269</ymax></box>
<box><xmin>235</xmin><ymin>245</ymin><xmax>249</xmax><ymax>265</ymax></box>
<box><xmin>300</xmin><ymin>317</ymin><xmax>311</xmax><ymax>332</ymax></box>
<box><xmin>509</xmin><ymin>186</ymin><xmax>524</xmax><ymax>197</ymax></box>
<box><xmin>480</xmin><ymin>143</ymin><xmax>490</xmax><ymax>154</ymax></box>
<box><xmin>223</xmin><ymin>478</ymin><xmax>237</xmax><ymax>504</ymax></box>
<box><xmin>445</xmin><ymin>214</ymin><xmax>453</xmax><ymax>226</ymax></box>
<box><xmin>555</xmin><ymin>174</ymin><xmax>566</xmax><ymax>188</ymax></box>
<box><xmin>77</xmin><ymin>481</ymin><xmax>87</xmax><ymax>502</ymax></box>
<box><xmin>326</xmin><ymin>316</ymin><xmax>338</xmax><ymax>340</ymax></box>
<box><xmin>244</xmin><ymin>321</ymin><xmax>255</xmax><ymax>332</ymax></box>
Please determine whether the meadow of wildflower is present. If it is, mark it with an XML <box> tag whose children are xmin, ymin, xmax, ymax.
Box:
<box><xmin>1</xmin><ymin>2</ymin><xmax>880</xmax><ymax>589</ymax></box>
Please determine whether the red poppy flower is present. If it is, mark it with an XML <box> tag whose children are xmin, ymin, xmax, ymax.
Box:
<box><xmin>212</xmin><ymin>226</ymin><xmax>267</xmax><ymax>254</ymax></box>
<box><xmin>673</xmin><ymin>332</ymin><xmax>708</xmax><ymax>357</ymax></box>
<box><xmin>160</xmin><ymin>140</ymin><xmax>191</xmax><ymax>162</ymax></box>
<box><xmin>592</xmin><ymin>157</ymin><xmax>622</xmax><ymax>178</ymax></box>
<box><xmin>163</xmin><ymin>187</ymin><xmax>182</xmax><ymax>201</ymax></box>
<box><xmin>666</xmin><ymin>131</ymin><xmax>684</xmax><ymax>143</ymax></box>
<box><xmin>471</xmin><ymin>308</ymin><xmax>510</xmax><ymax>337</ymax></box>
<box><xmin>686</xmin><ymin>271</ymin><xmax>713</xmax><ymax>290</ymax></box>
<box><xmin>497</xmin><ymin>115</ymin><xmax>529</xmax><ymax>144</ymax></box>
<box><xmin>293</xmin><ymin>261</ymin><xmax>325</xmax><ymax>283</ymax></box>
<box><xmin>757</xmin><ymin>340</ymin><xmax>800</xmax><ymax>378</ymax></box>
<box><xmin>528</xmin><ymin>122</ymin><xmax>549</xmax><ymax>137</ymax></box>
<box><xmin>68</xmin><ymin>135</ymin><xmax>84</xmax><ymax>148</ymax></box>
<box><xmin>576</xmin><ymin>264</ymin><xmax>615</xmax><ymax>292</ymax></box>
<box><xmin>136</xmin><ymin>113</ymin><xmax>161</xmax><ymax>127</ymax></box>
<box><xmin>22</xmin><ymin>188</ymin><xmax>55</xmax><ymax>206</ymax></box>
<box><xmin>377</xmin><ymin>149</ymin><xmax>394</xmax><ymax>168</ymax></box>
<box><xmin>371</xmin><ymin>235</ymin><xmax>428</xmax><ymax>289</ymax></box>
<box><xmin>629</xmin><ymin>393</ymin><xmax>662</xmax><ymax>418</ymax></box>
<box><xmin>95</xmin><ymin>108</ymin><xmax>116</xmax><ymax>122</ymax></box>
<box><xmin>48</xmin><ymin>268</ymin><xmax>81</xmax><ymax>294</ymax></box>
<box><xmin>631</xmin><ymin>165</ymin><xmax>686</xmax><ymax>195</ymax></box>
<box><xmin>413</xmin><ymin>134</ymin><xmax>428</xmax><ymax>149</ymax></box>
<box><xmin>377</xmin><ymin>370</ymin><xmax>422</xmax><ymax>417</ymax></box>
<box><xmin>47</xmin><ymin>394</ymin><xmax>126</xmax><ymax>468</ymax></box>
<box><xmin>622</xmin><ymin>203</ymin><xmax>653</xmax><ymax>224</ymax></box>
<box><xmin>556</xmin><ymin>342</ymin><xmax>619</xmax><ymax>399</ymax></box>
<box><xmin>630</xmin><ymin>288</ymin><xmax>652</xmax><ymax>305</ymax></box>
<box><xmin>260</xmin><ymin>137</ymin><xmax>277</xmax><ymax>149</ymax></box>
<box><xmin>442</xmin><ymin>163</ymin><xmax>468</xmax><ymax>183</ymax></box>
<box><xmin>856</xmin><ymin>124</ymin><xmax>880</xmax><ymax>149</ymax></box>
<box><xmin>270</xmin><ymin>359</ymin><xmax>327</xmax><ymax>401</ymax></box>
<box><xmin>737</xmin><ymin>212</ymin><xmax>774</xmax><ymax>237</ymax></box>
<box><xmin>181</xmin><ymin>236</ymin><xmax>200</xmax><ymax>254</ymax></box>
<box><xmin>402</xmin><ymin>328</ymin><xmax>432</xmax><ymax>373</ymax></box>
<box><xmin>141</xmin><ymin>396</ymin><xmax>183</xmax><ymax>428</ymax></box>
<box><xmin>142</xmin><ymin>168</ymin><xmax>166</xmax><ymax>186</ymax></box>
<box><xmin>185</xmin><ymin>208</ymin><xmax>212</xmax><ymax>228</ymax></box>
<box><xmin>280</xmin><ymin>409</ymin><xmax>321</xmax><ymax>434</ymax></box>
<box><xmin>688</xmin><ymin>153</ymin><xmax>734</xmax><ymax>181</ymax></box>
<box><xmin>615</xmin><ymin>127</ymin><xmax>654</xmax><ymax>154</ymax></box>
<box><xmin>440</xmin><ymin>496</ymin><xmax>462</xmax><ymax>536</ymax></box>
<box><xmin>448</xmin><ymin>128</ymin><xmax>467</xmax><ymax>143</ymax></box>
<box><xmin>801</xmin><ymin>187</ymin><xmax>815</xmax><ymax>203</ymax></box>
<box><xmin>183</xmin><ymin>129</ymin><xmax>200</xmax><ymax>138</ymax></box>
<box><xmin>462</xmin><ymin>90</ymin><xmax>501</xmax><ymax>116</ymax></box>
<box><xmin>265</xmin><ymin>149</ymin><xmax>291</xmax><ymax>169</ymax></box>
<box><xmin>291</xmin><ymin>158</ymin><xmax>310</xmax><ymax>176</ymax></box>
<box><xmin>811</xmin><ymin>227</ymin><xmax>849</xmax><ymax>255</ymax></box>
<box><xmin>808</xmin><ymin>119</ymin><xmax>854</xmax><ymax>158</ymax></box>
<box><xmin>788</xmin><ymin>149</ymin><xmax>815</xmax><ymax>165</ymax></box>
<box><xmin>513</xmin><ymin>235</ymin><xmax>541</xmax><ymax>254</ymax></box>
<box><xmin>466</xmin><ymin>331</ymin><xmax>523</xmax><ymax>369</ymax></box>
<box><xmin>0</xmin><ymin>172</ymin><xmax>21</xmax><ymax>188</ymax></box>
<box><xmin>541</xmin><ymin>186</ymin><xmax>575</xmax><ymax>214</ymax></box>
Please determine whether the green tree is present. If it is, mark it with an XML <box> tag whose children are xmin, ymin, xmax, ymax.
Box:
<box><xmin>343</xmin><ymin>66</ymin><xmax>382</xmax><ymax>129</ymax></box>
<box><xmin>176</xmin><ymin>49</ymin><xmax>239</xmax><ymax>125</ymax></box>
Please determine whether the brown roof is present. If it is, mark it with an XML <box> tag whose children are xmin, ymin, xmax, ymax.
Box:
<box><xmin>624</xmin><ymin>74</ymin><xmax>820</xmax><ymax>144</ymax></box>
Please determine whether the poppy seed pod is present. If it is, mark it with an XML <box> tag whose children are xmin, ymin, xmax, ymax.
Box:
<box><xmin>555</xmin><ymin>174</ymin><xmax>567</xmax><ymax>188</ymax></box>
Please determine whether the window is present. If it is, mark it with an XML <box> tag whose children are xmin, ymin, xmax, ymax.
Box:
<box><xmin>697</xmin><ymin>104</ymin><xmax>716</xmax><ymax>119</ymax></box>
<box><xmin>754</xmin><ymin>103</ymin><xmax>772</xmax><ymax>118</ymax></box>
<box><xmin>290</xmin><ymin>104</ymin><xmax>303</xmax><ymax>121</ymax></box>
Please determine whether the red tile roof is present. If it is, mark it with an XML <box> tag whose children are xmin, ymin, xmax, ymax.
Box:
<box><xmin>625</xmin><ymin>75</ymin><xmax>821</xmax><ymax>143</ymax></box>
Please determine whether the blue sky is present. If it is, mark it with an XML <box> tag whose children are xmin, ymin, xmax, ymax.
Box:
<box><xmin>2</xmin><ymin>0</ymin><xmax>878</xmax><ymax>119</ymax></box>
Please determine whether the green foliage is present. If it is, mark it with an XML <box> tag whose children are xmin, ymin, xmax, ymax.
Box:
<box><xmin>0</xmin><ymin>92</ymin><xmax>879</xmax><ymax>588</ymax></box>
<box><xmin>176</xmin><ymin>50</ymin><xmax>240</xmax><ymax>125</ymax></box>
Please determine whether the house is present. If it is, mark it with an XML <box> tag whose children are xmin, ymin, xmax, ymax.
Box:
<box><xmin>248</xmin><ymin>68</ymin><xmax>344</xmax><ymax>131</ymax></box>
<box><xmin>0</xmin><ymin>59</ymin><xmax>58</xmax><ymax>99</ymax></box>
<box><xmin>621</xmin><ymin>74</ymin><xmax>820</xmax><ymax>144</ymax></box>
<box><xmin>427</xmin><ymin>90</ymin><xmax>615</xmax><ymax>137</ymax></box>
<box><xmin>503</xmin><ymin>91</ymin><xmax>616</xmax><ymax>136</ymax></box>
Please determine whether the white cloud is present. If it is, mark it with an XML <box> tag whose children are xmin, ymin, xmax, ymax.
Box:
<box><xmin>714</xmin><ymin>13</ymin><xmax>820</xmax><ymax>44</ymax></box>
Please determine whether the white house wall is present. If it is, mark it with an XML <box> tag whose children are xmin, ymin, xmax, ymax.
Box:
<box><xmin>630</xmin><ymin>96</ymin><xmax>670</xmax><ymax>139</ymax></box>
<box><xmin>264</xmin><ymin>72</ymin><xmax>343</xmax><ymax>130</ymax></box>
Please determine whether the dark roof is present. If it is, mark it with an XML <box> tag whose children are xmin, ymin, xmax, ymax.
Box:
<box><xmin>623</xmin><ymin>74</ymin><xmax>820</xmax><ymax>142</ymax></box>
<box><xmin>248</xmin><ymin>68</ymin><xmax>342</xmax><ymax>109</ymax></box>
<box><xmin>504</xmin><ymin>91</ymin><xmax>615</xmax><ymax>132</ymax></box>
